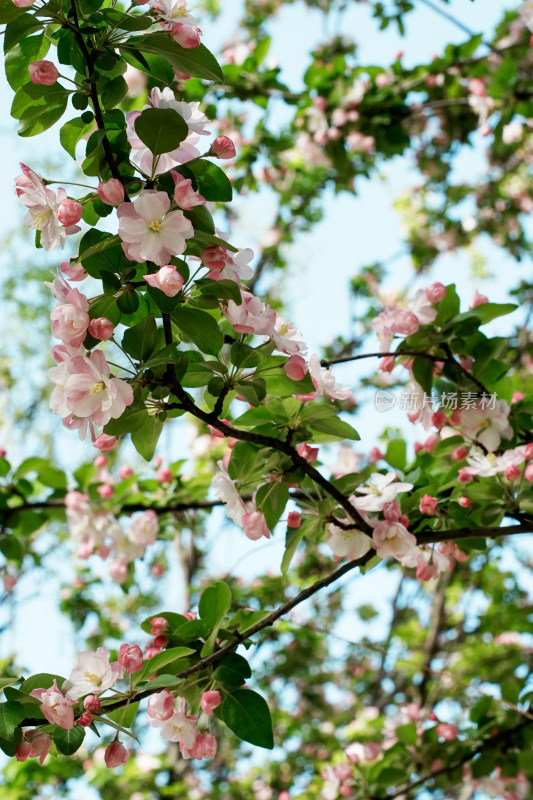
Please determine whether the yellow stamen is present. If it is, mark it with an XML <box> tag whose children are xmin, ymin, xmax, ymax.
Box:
<box><xmin>149</xmin><ymin>219</ymin><xmax>163</xmax><ymax>232</ymax></box>
<box><xmin>83</xmin><ymin>671</ymin><xmax>102</xmax><ymax>686</ymax></box>
<box><xmin>89</xmin><ymin>382</ymin><xmax>105</xmax><ymax>395</ymax></box>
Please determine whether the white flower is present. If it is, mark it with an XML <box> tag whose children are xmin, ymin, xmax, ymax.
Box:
<box><xmin>461</xmin><ymin>400</ymin><xmax>513</xmax><ymax>452</ymax></box>
<box><xmin>308</xmin><ymin>354</ymin><xmax>352</xmax><ymax>400</ymax></box>
<box><xmin>272</xmin><ymin>316</ymin><xmax>307</xmax><ymax>356</ymax></box>
<box><xmin>212</xmin><ymin>461</ymin><xmax>247</xmax><ymax>526</ymax></box>
<box><xmin>327</xmin><ymin>524</ymin><xmax>372</xmax><ymax>560</ymax></box>
<box><xmin>464</xmin><ymin>447</ymin><xmax>525</xmax><ymax>477</ymax></box>
<box><xmin>352</xmin><ymin>472</ymin><xmax>413</xmax><ymax>512</ymax></box>
<box><xmin>63</xmin><ymin>646</ymin><xmax>125</xmax><ymax>700</ymax></box>
<box><xmin>519</xmin><ymin>0</ymin><xmax>533</xmax><ymax>31</ymax></box>
<box><xmin>117</xmin><ymin>191</ymin><xmax>193</xmax><ymax>266</ymax></box>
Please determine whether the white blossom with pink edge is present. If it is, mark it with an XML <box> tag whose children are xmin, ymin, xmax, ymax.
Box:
<box><xmin>63</xmin><ymin>646</ymin><xmax>125</xmax><ymax>700</ymax></box>
<box><xmin>463</xmin><ymin>447</ymin><xmax>526</xmax><ymax>478</ymax></box>
<box><xmin>460</xmin><ymin>399</ymin><xmax>513</xmax><ymax>452</ymax></box>
<box><xmin>63</xmin><ymin>349</ymin><xmax>134</xmax><ymax>428</ymax></box>
<box><xmin>50</xmin><ymin>287</ymin><xmax>90</xmax><ymax>347</ymax></box>
<box><xmin>150</xmin><ymin>698</ymin><xmax>199</xmax><ymax>747</ymax></box>
<box><xmin>372</xmin><ymin>520</ymin><xmax>417</xmax><ymax>559</ymax></box>
<box><xmin>207</xmin><ymin>242</ymin><xmax>255</xmax><ymax>285</ymax></box>
<box><xmin>30</xmin><ymin>680</ymin><xmax>75</xmax><ymax>729</ymax></box>
<box><xmin>212</xmin><ymin>461</ymin><xmax>247</xmax><ymax>526</ymax></box>
<box><xmin>308</xmin><ymin>354</ymin><xmax>352</xmax><ymax>401</ymax></box>
<box><xmin>223</xmin><ymin>291</ymin><xmax>276</xmax><ymax>336</ymax></box>
<box><xmin>117</xmin><ymin>191</ymin><xmax>193</xmax><ymax>266</ymax></box>
<box><xmin>15</xmin><ymin>164</ymin><xmax>81</xmax><ymax>250</ymax></box>
<box><xmin>271</xmin><ymin>316</ymin><xmax>308</xmax><ymax>356</ymax></box>
<box><xmin>327</xmin><ymin>523</ymin><xmax>372</xmax><ymax>560</ymax></box>
<box><xmin>352</xmin><ymin>472</ymin><xmax>413</xmax><ymax>512</ymax></box>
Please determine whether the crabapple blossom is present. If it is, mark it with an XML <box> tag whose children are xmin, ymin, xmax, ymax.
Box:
<box><xmin>208</xmin><ymin>243</ymin><xmax>254</xmax><ymax>284</ymax></box>
<box><xmin>181</xmin><ymin>732</ymin><xmax>217</xmax><ymax>759</ymax></box>
<box><xmin>200</xmin><ymin>690</ymin><xmax>221</xmax><ymax>715</ymax></box>
<box><xmin>63</xmin><ymin>646</ymin><xmax>125</xmax><ymax>700</ymax></box>
<box><xmin>419</xmin><ymin>495</ymin><xmax>438</xmax><ymax>515</ymax></box>
<box><xmin>148</xmin><ymin>689</ymin><xmax>175</xmax><ymax>721</ymax></box>
<box><xmin>327</xmin><ymin>524</ymin><xmax>372</xmax><ymax>560</ymax></box>
<box><xmin>210</xmin><ymin>135</ymin><xmax>237</xmax><ymax>159</ymax></box>
<box><xmin>78</xmin><ymin>712</ymin><xmax>93</xmax><ymax>726</ymax></box>
<box><xmin>30</xmin><ymin>680</ymin><xmax>75</xmax><ymax>728</ymax></box>
<box><xmin>171</xmin><ymin>170</ymin><xmax>205</xmax><ymax>209</ymax></box>
<box><xmin>372</xmin><ymin>521</ymin><xmax>417</xmax><ymax>560</ymax></box>
<box><xmin>272</xmin><ymin>316</ymin><xmax>307</xmax><ymax>355</ymax></box>
<box><xmin>352</xmin><ymin>472</ymin><xmax>413</xmax><ymax>512</ymax></box>
<box><xmin>202</xmin><ymin>245</ymin><xmax>227</xmax><ymax>270</ymax></box>
<box><xmin>425</xmin><ymin>282</ymin><xmax>447</xmax><ymax>303</ymax></box>
<box><xmin>144</xmin><ymin>265</ymin><xmax>184</xmax><ymax>296</ymax></box>
<box><xmin>94</xmin><ymin>434</ymin><xmax>118</xmax><ymax>453</ymax></box>
<box><xmin>50</xmin><ymin>287</ymin><xmax>89</xmax><ymax>347</ymax></box>
<box><xmin>29</xmin><ymin>60</ymin><xmax>59</xmax><ymax>85</ymax></box>
<box><xmin>23</xmin><ymin>731</ymin><xmax>52</xmax><ymax>765</ymax></box>
<box><xmin>118</xmin><ymin>644</ymin><xmax>144</xmax><ymax>673</ymax></box>
<box><xmin>223</xmin><ymin>291</ymin><xmax>276</xmax><ymax>336</ymax></box>
<box><xmin>118</xmin><ymin>465</ymin><xmax>134</xmax><ymax>480</ymax></box>
<box><xmin>127</xmin><ymin>510</ymin><xmax>159</xmax><ymax>546</ymax></box>
<box><xmin>84</xmin><ymin>695</ymin><xmax>101</xmax><ymax>713</ymax></box>
<box><xmin>284</xmin><ymin>354</ymin><xmax>308</xmax><ymax>381</ymax></box>
<box><xmin>15</xmin><ymin>164</ymin><xmax>82</xmax><ymax>250</ymax></box>
<box><xmin>297</xmin><ymin>443</ymin><xmax>319</xmax><ymax>463</ymax></box>
<box><xmin>117</xmin><ymin>192</ymin><xmax>194</xmax><ymax>266</ymax></box>
<box><xmin>104</xmin><ymin>741</ymin><xmax>128</xmax><ymax>768</ymax></box>
<box><xmin>88</xmin><ymin>317</ymin><xmax>114</xmax><ymax>340</ymax></box>
<box><xmin>287</xmin><ymin>511</ymin><xmax>302</xmax><ymax>528</ymax></box>
<box><xmin>156</xmin><ymin>466</ymin><xmax>173</xmax><ymax>482</ymax></box>
<box><xmin>150</xmin><ymin>616</ymin><xmax>169</xmax><ymax>635</ymax></box>
<box><xmin>436</xmin><ymin>723</ymin><xmax>458</xmax><ymax>741</ymax></box>
<box><xmin>57</xmin><ymin>198</ymin><xmax>83</xmax><ymax>227</ymax></box>
<box><xmin>308</xmin><ymin>354</ymin><xmax>352</xmax><ymax>400</ymax></box>
<box><xmin>97</xmin><ymin>179</ymin><xmax>125</xmax><ymax>206</ymax></box>
<box><xmin>242</xmin><ymin>511</ymin><xmax>270</xmax><ymax>540</ymax></box>
<box><xmin>460</xmin><ymin>400</ymin><xmax>513</xmax><ymax>451</ymax></box>
<box><xmin>150</xmin><ymin>698</ymin><xmax>199</xmax><ymax>748</ymax></box>
<box><xmin>61</xmin><ymin>349</ymin><xmax>133</xmax><ymax>428</ymax></box>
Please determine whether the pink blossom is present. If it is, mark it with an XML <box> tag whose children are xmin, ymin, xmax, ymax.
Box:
<box><xmin>345</xmin><ymin>741</ymin><xmax>381</xmax><ymax>764</ymax></box>
<box><xmin>118</xmin><ymin>644</ymin><xmax>144</xmax><ymax>673</ymax></box>
<box><xmin>144</xmin><ymin>265</ymin><xmax>184</xmax><ymax>297</ymax></box>
<box><xmin>242</xmin><ymin>511</ymin><xmax>270</xmax><ymax>541</ymax></box>
<box><xmin>150</xmin><ymin>617</ymin><xmax>169</xmax><ymax>635</ymax></box>
<box><xmin>127</xmin><ymin>510</ymin><xmax>159</xmax><ymax>546</ymax></box>
<box><xmin>151</xmin><ymin>699</ymin><xmax>199</xmax><ymax>747</ymax></box>
<box><xmin>210</xmin><ymin>135</ymin><xmax>236</xmax><ymax>159</ymax></box>
<box><xmin>202</xmin><ymin>246</ymin><xmax>227</xmax><ymax>270</ymax></box>
<box><xmin>425</xmin><ymin>282</ymin><xmax>446</xmax><ymax>304</ymax></box>
<box><xmin>30</xmin><ymin>680</ymin><xmax>75</xmax><ymax>728</ymax></box>
<box><xmin>171</xmin><ymin>170</ymin><xmax>205</xmax><ymax>209</ymax></box>
<box><xmin>118</xmin><ymin>192</ymin><xmax>193</xmax><ymax>266</ymax></box>
<box><xmin>200</xmin><ymin>690</ymin><xmax>221</xmax><ymax>715</ymax></box>
<box><xmin>284</xmin><ymin>355</ymin><xmax>308</xmax><ymax>381</ymax></box>
<box><xmin>436</xmin><ymin>723</ymin><xmax>458</xmax><ymax>741</ymax></box>
<box><xmin>105</xmin><ymin>741</ymin><xmax>128</xmax><ymax>768</ymax></box>
<box><xmin>419</xmin><ymin>494</ymin><xmax>438</xmax><ymax>515</ymax></box>
<box><xmin>24</xmin><ymin>730</ymin><xmax>52</xmax><ymax>764</ymax></box>
<box><xmin>471</xmin><ymin>290</ymin><xmax>489</xmax><ymax>308</ymax></box>
<box><xmin>50</xmin><ymin>287</ymin><xmax>89</xmax><ymax>347</ymax></box>
<box><xmin>401</xmin><ymin>546</ymin><xmax>450</xmax><ymax>580</ymax></box>
<box><xmin>287</xmin><ymin>511</ymin><xmax>301</xmax><ymax>528</ymax></box>
<box><xmin>208</xmin><ymin>243</ymin><xmax>254</xmax><ymax>285</ymax></box>
<box><xmin>84</xmin><ymin>695</ymin><xmax>101</xmax><ymax>713</ymax></box>
<box><xmin>327</xmin><ymin>524</ymin><xmax>372</xmax><ymax>560</ymax></box>
<box><xmin>148</xmin><ymin>689</ymin><xmax>175</xmax><ymax>720</ymax></box>
<box><xmin>181</xmin><ymin>731</ymin><xmax>217</xmax><ymax>759</ymax></box>
<box><xmin>451</xmin><ymin>445</ymin><xmax>469</xmax><ymax>461</ymax></box>
<box><xmin>109</xmin><ymin>561</ymin><xmax>128</xmax><ymax>583</ymax></box>
<box><xmin>272</xmin><ymin>316</ymin><xmax>307</xmax><ymax>355</ymax></box>
<box><xmin>94</xmin><ymin>434</ymin><xmax>118</xmax><ymax>453</ymax></box>
<box><xmin>13</xmin><ymin>0</ymin><xmax>35</xmax><ymax>6</ymax></box>
<box><xmin>63</xmin><ymin>349</ymin><xmax>133</xmax><ymax>427</ymax></box>
<box><xmin>64</xmin><ymin>646</ymin><xmax>126</xmax><ymax>700</ymax></box>
<box><xmin>172</xmin><ymin>22</ymin><xmax>202</xmax><ymax>47</ymax></box>
<box><xmin>15</xmin><ymin>741</ymin><xmax>33</xmax><ymax>763</ymax></box>
<box><xmin>379</xmin><ymin>355</ymin><xmax>395</xmax><ymax>373</ymax></box>
<box><xmin>373</xmin><ymin>520</ymin><xmax>417</xmax><ymax>559</ymax></box>
<box><xmin>57</xmin><ymin>198</ymin><xmax>83</xmax><ymax>227</ymax></box>
<box><xmin>308</xmin><ymin>354</ymin><xmax>352</xmax><ymax>401</ymax></box>
<box><xmin>89</xmin><ymin>317</ymin><xmax>114</xmax><ymax>340</ymax></box>
<box><xmin>525</xmin><ymin>464</ymin><xmax>533</xmax><ymax>482</ymax></box>
<box><xmin>78</xmin><ymin>711</ymin><xmax>93</xmax><ymax>726</ymax></box>
<box><xmin>29</xmin><ymin>60</ymin><xmax>59</xmax><ymax>85</ymax></box>
<box><xmin>212</xmin><ymin>461</ymin><xmax>247</xmax><ymax>526</ymax></box>
<box><xmin>223</xmin><ymin>291</ymin><xmax>276</xmax><ymax>336</ymax></box>
<box><xmin>156</xmin><ymin>466</ymin><xmax>173</xmax><ymax>483</ymax></box>
<box><xmin>118</xmin><ymin>465</ymin><xmax>134</xmax><ymax>480</ymax></box>
<box><xmin>98</xmin><ymin>179</ymin><xmax>125</xmax><ymax>206</ymax></box>
<box><xmin>153</xmin><ymin>634</ymin><xmax>169</xmax><ymax>650</ymax></box>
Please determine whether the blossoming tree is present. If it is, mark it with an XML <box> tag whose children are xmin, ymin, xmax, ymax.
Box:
<box><xmin>1</xmin><ymin>0</ymin><xmax>533</xmax><ymax>797</ymax></box>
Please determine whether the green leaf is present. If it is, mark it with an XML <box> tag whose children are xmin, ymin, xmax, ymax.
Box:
<box><xmin>412</xmin><ymin>356</ymin><xmax>432</xmax><ymax>395</ymax></box>
<box><xmin>181</xmin><ymin>159</ymin><xmax>232</xmax><ymax>202</ymax></box>
<box><xmin>213</xmin><ymin>653</ymin><xmax>252</xmax><ymax>687</ymax></box>
<box><xmin>52</xmin><ymin>725</ymin><xmax>85</xmax><ymax>756</ymax></box>
<box><xmin>131</xmin><ymin>415</ymin><xmax>164</xmax><ymax>461</ymax></box>
<box><xmin>452</xmin><ymin>302</ymin><xmax>517</xmax><ymax>326</ymax></box>
<box><xmin>5</xmin><ymin>34</ymin><xmax>49</xmax><ymax>91</ymax></box>
<box><xmin>0</xmin><ymin>701</ymin><xmax>25</xmax><ymax>740</ymax></box>
<box><xmin>60</xmin><ymin>117</ymin><xmax>96</xmax><ymax>158</ymax></box>
<box><xmin>125</xmin><ymin>34</ymin><xmax>223</xmax><ymax>82</ymax></box>
<box><xmin>79</xmin><ymin>230</ymin><xmax>122</xmax><ymax>263</ymax></box>
<box><xmin>101</xmin><ymin>75</ymin><xmax>128</xmax><ymax>110</ymax></box>
<box><xmin>100</xmin><ymin>8</ymin><xmax>153</xmax><ymax>30</ymax></box>
<box><xmin>134</xmin><ymin>673</ymin><xmax>182</xmax><ymax>690</ymax></box>
<box><xmin>395</xmin><ymin>722</ymin><xmax>417</xmax><ymax>745</ymax></box>
<box><xmin>122</xmin><ymin>315</ymin><xmax>158</xmax><ymax>362</ymax></box>
<box><xmin>104</xmin><ymin>404</ymin><xmax>149</xmax><ymax>436</ymax></box>
<box><xmin>281</xmin><ymin>523</ymin><xmax>306</xmax><ymax>574</ymax></box>
<box><xmin>106</xmin><ymin>700</ymin><xmax>139</xmax><ymax>729</ymax></box>
<box><xmin>143</xmin><ymin>344</ymin><xmax>184</xmax><ymax>369</ymax></box>
<box><xmin>309</xmin><ymin>416</ymin><xmax>360</xmax><ymax>442</ymax></box>
<box><xmin>435</xmin><ymin>284</ymin><xmax>460</xmax><ymax>326</ymax></box>
<box><xmin>385</xmin><ymin>439</ymin><xmax>407</xmax><ymax>470</ymax></box>
<box><xmin>134</xmin><ymin>107</ymin><xmax>188</xmax><ymax>156</ymax></box>
<box><xmin>0</xmin><ymin>678</ymin><xmax>20</xmax><ymax>693</ymax></box>
<box><xmin>199</xmin><ymin>581</ymin><xmax>231</xmax><ymax>628</ymax></box>
<box><xmin>0</xmin><ymin>0</ymin><xmax>26</xmax><ymax>24</ymax></box>
<box><xmin>11</xmin><ymin>82</ymin><xmax>69</xmax><ymax>136</ymax></box>
<box><xmin>89</xmin><ymin>295</ymin><xmax>121</xmax><ymax>326</ymax></box>
<box><xmin>133</xmin><ymin>647</ymin><xmax>195</xmax><ymax>684</ymax></box>
<box><xmin>19</xmin><ymin>673</ymin><xmax>66</xmax><ymax>694</ymax></box>
<box><xmin>121</xmin><ymin>46</ymin><xmax>174</xmax><ymax>85</ymax></box>
<box><xmin>4</xmin><ymin>13</ymin><xmax>43</xmax><ymax>53</ymax></box>
<box><xmin>91</xmin><ymin>713</ymin><xmax>140</xmax><ymax>742</ymax></box>
<box><xmin>255</xmin><ymin>482</ymin><xmax>289</xmax><ymax>530</ymax></box>
<box><xmin>173</xmin><ymin>307</ymin><xmax>224</xmax><ymax>356</ymax></box>
<box><xmin>220</xmin><ymin>689</ymin><xmax>274</xmax><ymax>749</ymax></box>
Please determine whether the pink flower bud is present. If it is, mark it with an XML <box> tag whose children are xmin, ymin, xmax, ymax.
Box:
<box><xmin>60</xmin><ymin>259</ymin><xmax>87</xmax><ymax>281</ymax></box>
<box><xmin>29</xmin><ymin>60</ymin><xmax>59</xmax><ymax>86</ymax></box>
<box><xmin>147</xmin><ymin>689</ymin><xmax>174</xmax><ymax>720</ymax></box>
<box><xmin>57</xmin><ymin>198</ymin><xmax>83</xmax><ymax>227</ymax></box>
<box><xmin>174</xmin><ymin>67</ymin><xmax>192</xmax><ymax>81</ymax></box>
<box><xmin>89</xmin><ymin>317</ymin><xmax>115</xmax><ymax>340</ymax></box>
<box><xmin>458</xmin><ymin>496</ymin><xmax>471</xmax><ymax>508</ymax></box>
<box><xmin>156</xmin><ymin>467</ymin><xmax>173</xmax><ymax>483</ymax></box>
<box><xmin>150</xmin><ymin>616</ymin><xmax>169</xmax><ymax>635</ymax></box>
<box><xmin>297</xmin><ymin>443</ymin><xmax>319</xmax><ymax>463</ymax></box>
<box><xmin>458</xmin><ymin>467</ymin><xmax>474</xmax><ymax>483</ymax></box>
<box><xmin>13</xmin><ymin>0</ymin><xmax>35</xmax><ymax>6</ymax></box>
<box><xmin>144</xmin><ymin>265</ymin><xmax>184</xmax><ymax>297</ymax></box>
<box><xmin>242</xmin><ymin>511</ymin><xmax>270</xmax><ymax>541</ymax></box>
<box><xmin>284</xmin><ymin>354</ymin><xmax>308</xmax><ymax>381</ymax></box>
<box><xmin>369</xmin><ymin>447</ymin><xmax>383</xmax><ymax>463</ymax></box>
<box><xmin>4</xmin><ymin>574</ymin><xmax>17</xmax><ymax>593</ymax></box>
<box><xmin>524</xmin><ymin>464</ymin><xmax>533</xmax><ymax>482</ymax></box>
<box><xmin>471</xmin><ymin>290</ymin><xmax>489</xmax><ymax>308</ymax></box>
<box><xmin>98</xmin><ymin>179</ymin><xmax>125</xmax><ymax>207</ymax></box>
<box><xmin>512</xmin><ymin>391</ymin><xmax>525</xmax><ymax>404</ymax></box>
<box><xmin>431</xmin><ymin>411</ymin><xmax>446</xmax><ymax>430</ymax></box>
<box><xmin>201</xmin><ymin>690</ymin><xmax>221</xmax><ymax>715</ymax></box>
<box><xmin>94</xmin><ymin>455</ymin><xmax>107</xmax><ymax>468</ymax></box>
<box><xmin>210</xmin><ymin>135</ymin><xmax>236</xmax><ymax>159</ymax></box>
<box><xmin>419</xmin><ymin>494</ymin><xmax>438</xmax><ymax>515</ymax></box>
<box><xmin>201</xmin><ymin>246</ymin><xmax>227</xmax><ymax>270</ymax></box>
<box><xmin>15</xmin><ymin>741</ymin><xmax>32</xmax><ymax>762</ymax></box>
<box><xmin>104</xmin><ymin>741</ymin><xmax>128</xmax><ymax>768</ymax></box>
<box><xmin>94</xmin><ymin>434</ymin><xmax>118</xmax><ymax>453</ymax></box>
<box><xmin>505</xmin><ymin>465</ymin><xmax>520</xmax><ymax>481</ymax></box>
<box><xmin>425</xmin><ymin>282</ymin><xmax>446</xmax><ymax>304</ymax></box>
<box><xmin>383</xmin><ymin>500</ymin><xmax>401</xmax><ymax>521</ymax></box>
<box><xmin>154</xmin><ymin>456</ymin><xmax>162</xmax><ymax>467</ymax></box>
<box><xmin>379</xmin><ymin>355</ymin><xmax>395</xmax><ymax>373</ymax></box>
<box><xmin>118</xmin><ymin>465</ymin><xmax>134</xmax><ymax>480</ymax></box>
<box><xmin>152</xmin><ymin>635</ymin><xmax>169</xmax><ymax>649</ymax></box>
<box><xmin>451</xmin><ymin>445</ymin><xmax>469</xmax><ymax>461</ymax></box>
<box><xmin>109</xmin><ymin>561</ymin><xmax>128</xmax><ymax>583</ymax></box>
<box><xmin>339</xmin><ymin>787</ymin><xmax>352</xmax><ymax>798</ymax></box>
<box><xmin>334</xmin><ymin>764</ymin><xmax>353</xmax><ymax>782</ymax></box>
<box><xmin>118</xmin><ymin>643</ymin><xmax>144</xmax><ymax>673</ymax></box>
<box><xmin>151</xmin><ymin>563</ymin><xmax>165</xmax><ymax>578</ymax></box>
<box><xmin>171</xmin><ymin>22</ymin><xmax>202</xmax><ymax>48</ymax></box>
<box><xmin>524</xmin><ymin>443</ymin><xmax>533</xmax><ymax>460</ymax></box>
<box><xmin>436</xmin><ymin>723</ymin><xmax>458</xmax><ymax>741</ymax></box>
<box><xmin>84</xmin><ymin>695</ymin><xmax>101</xmax><ymax>714</ymax></box>
<box><xmin>97</xmin><ymin>483</ymin><xmax>114</xmax><ymax>499</ymax></box>
<box><xmin>287</xmin><ymin>511</ymin><xmax>301</xmax><ymax>528</ymax></box>
<box><xmin>77</xmin><ymin>711</ymin><xmax>93</xmax><ymax>727</ymax></box>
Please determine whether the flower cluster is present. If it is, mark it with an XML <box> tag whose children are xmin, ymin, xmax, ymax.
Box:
<box><xmin>15</xmin><ymin>164</ymin><xmax>82</xmax><ymax>250</ymax></box>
